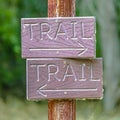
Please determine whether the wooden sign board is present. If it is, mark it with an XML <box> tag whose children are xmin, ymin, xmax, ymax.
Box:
<box><xmin>21</xmin><ymin>17</ymin><xmax>96</xmax><ymax>58</ymax></box>
<box><xmin>27</xmin><ymin>58</ymin><xmax>103</xmax><ymax>100</ymax></box>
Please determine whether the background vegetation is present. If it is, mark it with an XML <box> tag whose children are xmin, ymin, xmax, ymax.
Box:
<box><xmin>0</xmin><ymin>0</ymin><xmax>120</xmax><ymax>117</ymax></box>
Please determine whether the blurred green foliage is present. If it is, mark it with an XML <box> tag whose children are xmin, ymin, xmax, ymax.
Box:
<box><xmin>0</xmin><ymin>0</ymin><xmax>47</xmax><ymax>98</ymax></box>
<box><xmin>115</xmin><ymin>0</ymin><xmax>120</xmax><ymax>40</ymax></box>
<box><xmin>0</xmin><ymin>0</ymin><xmax>120</xmax><ymax>107</ymax></box>
<box><xmin>0</xmin><ymin>0</ymin><xmax>24</xmax><ymax>97</ymax></box>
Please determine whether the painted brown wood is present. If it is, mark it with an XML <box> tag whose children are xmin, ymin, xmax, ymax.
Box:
<box><xmin>48</xmin><ymin>1</ymin><xmax>76</xmax><ymax>120</ymax></box>
<box><xmin>21</xmin><ymin>17</ymin><xmax>96</xmax><ymax>58</ymax></box>
<box><xmin>48</xmin><ymin>99</ymin><xmax>76</xmax><ymax>120</ymax></box>
<box><xmin>27</xmin><ymin>58</ymin><xmax>103</xmax><ymax>100</ymax></box>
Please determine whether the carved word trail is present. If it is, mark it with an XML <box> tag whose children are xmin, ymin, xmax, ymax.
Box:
<box><xmin>30</xmin><ymin>62</ymin><xmax>99</xmax><ymax>82</ymax></box>
<box><xmin>22</xmin><ymin>17</ymin><xmax>96</xmax><ymax>58</ymax></box>
<box><xmin>27</xmin><ymin>58</ymin><xmax>103</xmax><ymax>100</ymax></box>
<box><xmin>22</xmin><ymin>19</ymin><xmax>94</xmax><ymax>41</ymax></box>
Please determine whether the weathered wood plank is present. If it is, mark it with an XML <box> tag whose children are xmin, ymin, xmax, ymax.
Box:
<box><xmin>21</xmin><ymin>17</ymin><xmax>96</xmax><ymax>58</ymax></box>
<box><xmin>27</xmin><ymin>58</ymin><xmax>103</xmax><ymax>100</ymax></box>
<box><xmin>48</xmin><ymin>99</ymin><xmax>76</xmax><ymax>120</ymax></box>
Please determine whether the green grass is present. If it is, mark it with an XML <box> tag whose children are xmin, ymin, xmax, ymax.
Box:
<box><xmin>76</xmin><ymin>101</ymin><xmax>120</xmax><ymax>120</ymax></box>
<box><xmin>0</xmin><ymin>96</ymin><xmax>47</xmax><ymax>120</ymax></box>
<box><xmin>0</xmin><ymin>96</ymin><xmax>120</xmax><ymax>120</ymax></box>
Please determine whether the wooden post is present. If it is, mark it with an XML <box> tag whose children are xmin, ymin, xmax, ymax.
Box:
<box><xmin>48</xmin><ymin>0</ymin><xmax>75</xmax><ymax>17</ymax></box>
<box><xmin>48</xmin><ymin>0</ymin><xmax>76</xmax><ymax>120</ymax></box>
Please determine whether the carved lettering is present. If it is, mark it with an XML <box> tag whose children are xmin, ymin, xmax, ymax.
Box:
<box><xmin>23</xmin><ymin>23</ymin><xmax>38</xmax><ymax>40</ymax></box>
<box><xmin>89</xmin><ymin>64</ymin><xmax>100</xmax><ymax>81</ymax></box>
<box><xmin>40</xmin><ymin>22</ymin><xmax>52</xmax><ymax>40</ymax></box>
<box><xmin>22</xmin><ymin>17</ymin><xmax>95</xmax><ymax>58</ymax></box>
<box><xmin>55</xmin><ymin>22</ymin><xmax>68</xmax><ymax>40</ymax></box>
<box><xmin>22</xmin><ymin>18</ymin><xmax>94</xmax><ymax>41</ymax></box>
<box><xmin>81</xmin><ymin>22</ymin><xmax>92</xmax><ymax>39</ymax></box>
<box><xmin>30</xmin><ymin>62</ymin><xmax>100</xmax><ymax>82</ymax></box>
<box><xmin>79</xmin><ymin>64</ymin><xmax>86</xmax><ymax>81</ymax></box>
<box><xmin>63</xmin><ymin>64</ymin><xmax>77</xmax><ymax>81</ymax></box>
<box><xmin>27</xmin><ymin>59</ymin><xmax>103</xmax><ymax>100</ymax></box>
<box><xmin>48</xmin><ymin>64</ymin><xmax>60</xmax><ymax>82</ymax></box>
<box><xmin>71</xmin><ymin>21</ymin><xmax>77</xmax><ymax>40</ymax></box>
<box><xmin>30</xmin><ymin>64</ymin><xmax>46</xmax><ymax>82</ymax></box>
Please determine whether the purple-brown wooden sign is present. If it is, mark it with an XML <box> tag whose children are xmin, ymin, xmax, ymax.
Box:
<box><xmin>21</xmin><ymin>17</ymin><xmax>96</xmax><ymax>58</ymax></box>
<box><xmin>27</xmin><ymin>58</ymin><xmax>103</xmax><ymax>100</ymax></box>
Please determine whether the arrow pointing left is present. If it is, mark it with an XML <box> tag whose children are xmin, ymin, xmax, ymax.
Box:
<box><xmin>37</xmin><ymin>84</ymin><xmax>48</xmax><ymax>97</ymax></box>
<box><xmin>37</xmin><ymin>84</ymin><xmax>98</xmax><ymax>98</ymax></box>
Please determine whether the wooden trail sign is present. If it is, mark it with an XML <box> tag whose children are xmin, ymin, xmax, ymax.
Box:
<box><xmin>27</xmin><ymin>58</ymin><xmax>103</xmax><ymax>100</ymax></box>
<box><xmin>21</xmin><ymin>17</ymin><xmax>96</xmax><ymax>58</ymax></box>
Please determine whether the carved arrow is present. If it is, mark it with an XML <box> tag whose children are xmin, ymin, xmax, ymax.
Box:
<box><xmin>29</xmin><ymin>39</ymin><xmax>88</xmax><ymax>57</ymax></box>
<box><xmin>22</xmin><ymin>17</ymin><xmax>95</xmax><ymax>58</ymax></box>
<box><xmin>37</xmin><ymin>84</ymin><xmax>98</xmax><ymax>97</ymax></box>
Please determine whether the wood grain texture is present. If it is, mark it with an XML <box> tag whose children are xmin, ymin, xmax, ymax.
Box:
<box><xmin>48</xmin><ymin>99</ymin><xmax>76</xmax><ymax>120</ymax></box>
<box><xmin>48</xmin><ymin>0</ymin><xmax>76</xmax><ymax>17</ymax></box>
<box><xmin>48</xmin><ymin>1</ymin><xmax>76</xmax><ymax>120</ymax></box>
<box><xmin>21</xmin><ymin>17</ymin><xmax>96</xmax><ymax>58</ymax></box>
<box><xmin>27</xmin><ymin>58</ymin><xmax>103</xmax><ymax>100</ymax></box>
